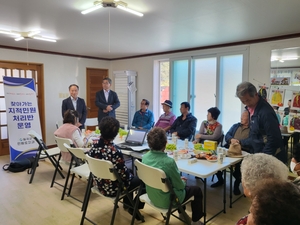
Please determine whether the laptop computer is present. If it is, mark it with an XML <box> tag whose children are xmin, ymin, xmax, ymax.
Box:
<box><xmin>117</xmin><ymin>128</ymin><xmax>148</xmax><ymax>149</ymax></box>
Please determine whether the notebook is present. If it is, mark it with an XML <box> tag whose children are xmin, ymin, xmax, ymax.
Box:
<box><xmin>117</xmin><ymin>128</ymin><xmax>148</xmax><ymax>148</ymax></box>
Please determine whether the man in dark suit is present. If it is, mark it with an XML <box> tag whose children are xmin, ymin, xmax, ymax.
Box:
<box><xmin>61</xmin><ymin>84</ymin><xmax>87</xmax><ymax>129</ymax></box>
<box><xmin>95</xmin><ymin>77</ymin><xmax>120</xmax><ymax>125</ymax></box>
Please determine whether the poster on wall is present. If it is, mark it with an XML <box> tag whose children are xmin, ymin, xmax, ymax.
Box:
<box><xmin>270</xmin><ymin>77</ymin><xmax>290</xmax><ymax>85</ymax></box>
<box><xmin>291</xmin><ymin>92</ymin><xmax>300</xmax><ymax>110</ymax></box>
<box><xmin>269</xmin><ymin>87</ymin><xmax>285</xmax><ymax>107</ymax></box>
<box><xmin>288</xmin><ymin>112</ymin><xmax>300</xmax><ymax>133</ymax></box>
<box><xmin>4</xmin><ymin>77</ymin><xmax>42</xmax><ymax>161</ymax></box>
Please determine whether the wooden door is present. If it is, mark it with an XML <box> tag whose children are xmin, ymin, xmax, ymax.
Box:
<box><xmin>86</xmin><ymin>68</ymin><xmax>108</xmax><ymax>119</ymax></box>
<box><xmin>0</xmin><ymin>61</ymin><xmax>45</xmax><ymax>156</ymax></box>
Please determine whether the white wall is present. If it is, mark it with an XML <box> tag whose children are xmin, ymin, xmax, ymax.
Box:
<box><xmin>0</xmin><ymin>48</ymin><xmax>109</xmax><ymax>144</ymax></box>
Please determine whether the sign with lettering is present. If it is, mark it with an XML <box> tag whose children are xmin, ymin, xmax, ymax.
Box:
<box><xmin>4</xmin><ymin>77</ymin><xmax>42</xmax><ymax>161</ymax></box>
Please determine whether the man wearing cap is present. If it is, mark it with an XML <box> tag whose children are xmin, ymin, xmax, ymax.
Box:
<box><xmin>169</xmin><ymin>102</ymin><xmax>197</xmax><ymax>140</ymax></box>
<box><xmin>154</xmin><ymin>100</ymin><xmax>176</xmax><ymax>133</ymax></box>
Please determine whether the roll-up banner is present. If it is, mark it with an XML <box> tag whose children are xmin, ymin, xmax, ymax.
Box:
<box><xmin>3</xmin><ymin>77</ymin><xmax>42</xmax><ymax>161</ymax></box>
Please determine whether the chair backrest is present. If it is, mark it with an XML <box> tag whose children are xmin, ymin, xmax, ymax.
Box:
<box><xmin>85</xmin><ymin>118</ymin><xmax>98</xmax><ymax>126</ymax></box>
<box><xmin>217</xmin><ymin>133</ymin><xmax>225</xmax><ymax>146</ymax></box>
<box><xmin>134</xmin><ymin>159</ymin><xmax>169</xmax><ymax>193</ymax></box>
<box><xmin>55</xmin><ymin>136</ymin><xmax>73</xmax><ymax>153</ymax></box>
<box><xmin>85</xmin><ymin>154</ymin><xmax>117</xmax><ymax>181</ymax></box>
<box><xmin>28</xmin><ymin>130</ymin><xmax>46</xmax><ymax>149</ymax></box>
<box><xmin>63</xmin><ymin>143</ymin><xmax>86</xmax><ymax>160</ymax></box>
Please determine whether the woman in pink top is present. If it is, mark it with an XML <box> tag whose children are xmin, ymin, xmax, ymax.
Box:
<box><xmin>54</xmin><ymin>110</ymin><xmax>87</xmax><ymax>162</ymax></box>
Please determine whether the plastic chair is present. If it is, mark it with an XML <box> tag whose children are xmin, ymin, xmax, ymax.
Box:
<box><xmin>53</xmin><ymin>136</ymin><xmax>73</xmax><ymax>187</ymax></box>
<box><xmin>62</xmin><ymin>143</ymin><xmax>90</xmax><ymax>206</ymax></box>
<box><xmin>27</xmin><ymin>130</ymin><xmax>64</xmax><ymax>184</ymax></box>
<box><xmin>133</xmin><ymin>159</ymin><xmax>193</xmax><ymax>225</ymax></box>
<box><xmin>81</xmin><ymin>154</ymin><xmax>144</xmax><ymax>225</ymax></box>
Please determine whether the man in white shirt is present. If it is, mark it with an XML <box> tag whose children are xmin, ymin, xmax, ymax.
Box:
<box><xmin>62</xmin><ymin>84</ymin><xmax>87</xmax><ymax>129</ymax></box>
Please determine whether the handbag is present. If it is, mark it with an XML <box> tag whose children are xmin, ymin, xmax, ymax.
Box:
<box><xmin>228</xmin><ymin>143</ymin><xmax>242</xmax><ymax>157</ymax></box>
<box><xmin>2</xmin><ymin>157</ymin><xmax>37</xmax><ymax>173</ymax></box>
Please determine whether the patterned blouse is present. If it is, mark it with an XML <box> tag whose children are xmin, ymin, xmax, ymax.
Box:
<box><xmin>88</xmin><ymin>137</ymin><xmax>133</xmax><ymax>197</ymax></box>
<box><xmin>203</xmin><ymin>120</ymin><xmax>221</xmax><ymax>135</ymax></box>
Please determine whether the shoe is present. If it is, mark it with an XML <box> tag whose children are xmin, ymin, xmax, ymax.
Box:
<box><xmin>191</xmin><ymin>221</ymin><xmax>204</xmax><ymax>225</ymax></box>
<box><xmin>233</xmin><ymin>180</ymin><xmax>241</xmax><ymax>195</ymax></box>
<box><xmin>128</xmin><ymin>208</ymin><xmax>143</xmax><ymax>221</ymax></box>
<box><xmin>233</xmin><ymin>186</ymin><xmax>241</xmax><ymax>195</ymax></box>
<box><xmin>210</xmin><ymin>180</ymin><xmax>224</xmax><ymax>188</ymax></box>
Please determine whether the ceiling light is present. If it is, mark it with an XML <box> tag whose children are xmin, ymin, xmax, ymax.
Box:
<box><xmin>81</xmin><ymin>0</ymin><xmax>143</xmax><ymax>17</ymax></box>
<box><xmin>116</xmin><ymin>5</ymin><xmax>143</xmax><ymax>17</ymax></box>
<box><xmin>33</xmin><ymin>36</ymin><xmax>56</xmax><ymax>42</ymax></box>
<box><xmin>0</xmin><ymin>29</ymin><xmax>57</xmax><ymax>42</ymax></box>
<box><xmin>28</xmin><ymin>30</ymin><xmax>40</xmax><ymax>37</ymax></box>
<box><xmin>81</xmin><ymin>1</ymin><xmax>103</xmax><ymax>14</ymax></box>
<box><xmin>14</xmin><ymin>37</ymin><xmax>24</xmax><ymax>41</ymax></box>
<box><xmin>0</xmin><ymin>30</ymin><xmax>21</xmax><ymax>37</ymax></box>
<box><xmin>279</xmin><ymin>60</ymin><xmax>284</xmax><ymax>63</ymax></box>
<box><xmin>282</xmin><ymin>57</ymin><xmax>298</xmax><ymax>61</ymax></box>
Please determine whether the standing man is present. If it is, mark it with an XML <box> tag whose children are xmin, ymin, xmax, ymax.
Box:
<box><xmin>132</xmin><ymin>99</ymin><xmax>154</xmax><ymax>130</ymax></box>
<box><xmin>236</xmin><ymin>81</ymin><xmax>286</xmax><ymax>163</ymax></box>
<box><xmin>169</xmin><ymin>102</ymin><xmax>197</xmax><ymax>141</ymax></box>
<box><xmin>95</xmin><ymin>77</ymin><xmax>120</xmax><ymax>125</ymax></box>
<box><xmin>154</xmin><ymin>100</ymin><xmax>176</xmax><ymax>133</ymax></box>
<box><xmin>62</xmin><ymin>84</ymin><xmax>87</xmax><ymax>129</ymax></box>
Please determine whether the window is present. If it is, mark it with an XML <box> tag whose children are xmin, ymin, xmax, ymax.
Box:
<box><xmin>168</xmin><ymin>50</ymin><xmax>247</xmax><ymax>133</ymax></box>
<box><xmin>159</xmin><ymin>61</ymin><xmax>170</xmax><ymax>115</ymax></box>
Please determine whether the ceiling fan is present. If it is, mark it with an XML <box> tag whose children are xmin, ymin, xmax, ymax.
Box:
<box><xmin>0</xmin><ymin>30</ymin><xmax>57</xmax><ymax>42</ymax></box>
<box><xmin>81</xmin><ymin>0</ymin><xmax>143</xmax><ymax>17</ymax></box>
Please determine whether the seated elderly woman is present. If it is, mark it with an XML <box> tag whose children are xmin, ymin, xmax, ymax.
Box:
<box><xmin>54</xmin><ymin>109</ymin><xmax>87</xmax><ymax>163</ymax></box>
<box><xmin>236</xmin><ymin>153</ymin><xmax>288</xmax><ymax>225</ymax></box>
<box><xmin>88</xmin><ymin>117</ymin><xmax>144</xmax><ymax>219</ymax></box>
<box><xmin>143</xmin><ymin>127</ymin><xmax>204</xmax><ymax>225</ymax></box>
<box><xmin>246</xmin><ymin>179</ymin><xmax>300</xmax><ymax>225</ymax></box>
<box><xmin>193</xmin><ymin>107</ymin><xmax>222</xmax><ymax>144</ymax></box>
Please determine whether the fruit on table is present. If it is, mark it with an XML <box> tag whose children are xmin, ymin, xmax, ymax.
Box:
<box><xmin>166</xmin><ymin>143</ymin><xmax>177</xmax><ymax>150</ymax></box>
<box><xmin>118</xmin><ymin>128</ymin><xmax>128</xmax><ymax>137</ymax></box>
<box><xmin>194</xmin><ymin>143</ymin><xmax>204</xmax><ymax>150</ymax></box>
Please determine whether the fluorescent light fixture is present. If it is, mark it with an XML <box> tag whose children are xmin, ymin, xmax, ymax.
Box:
<box><xmin>279</xmin><ymin>60</ymin><xmax>284</xmax><ymax>63</ymax></box>
<box><xmin>0</xmin><ymin>30</ymin><xmax>21</xmax><ymax>36</ymax></box>
<box><xmin>116</xmin><ymin>5</ymin><xmax>143</xmax><ymax>17</ymax></box>
<box><xmin>33</xmin><ymin>36</ymin><xmax>57</xmax><ymax>42</ymax></box>
<box><xmin>14</xmin><ymin>37</ymin><xmax>24</xmax><ymax>41</ymax></box>
<box><xmin>81</xmin><ymin>1</ymin><xmax>143</xmax><ymax>16</ymax></box>
<box><xmin>81</xmin><ymin>3</ymin><xmax>103</xmax><ymax>14</ymax></box>
<box><xmin>28</xmin><ymin>30</ymin><xmax>40</xmax><ymax>37</ymax></box>
<box><xmin>282</xmin><ymin>57</ymin><xmax>298</xmax><ymax>61</ymax></box>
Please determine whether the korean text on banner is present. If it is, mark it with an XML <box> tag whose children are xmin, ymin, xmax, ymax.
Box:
<box><xmin>3</xmin><ymin>77</ymin><xmax>42</xmax><ymax>161</ymax></box>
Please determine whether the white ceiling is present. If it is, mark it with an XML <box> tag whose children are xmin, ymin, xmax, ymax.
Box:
<box><xmin>0</xmin><ymin>0</ymin><xmax>300</xmax><ymax>60</ymax></box>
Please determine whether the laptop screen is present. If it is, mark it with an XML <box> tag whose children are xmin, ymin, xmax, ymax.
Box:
<box><xmin>125</xmin><ymin>128</ymin><xmax>147</xmax><ymax>145</ymax></box>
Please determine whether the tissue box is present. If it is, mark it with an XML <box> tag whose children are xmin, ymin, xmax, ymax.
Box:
<box><xmin>203</xmin><ymin>140</ymin><xmax>217</xmax><ymax>150</ymax></box>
